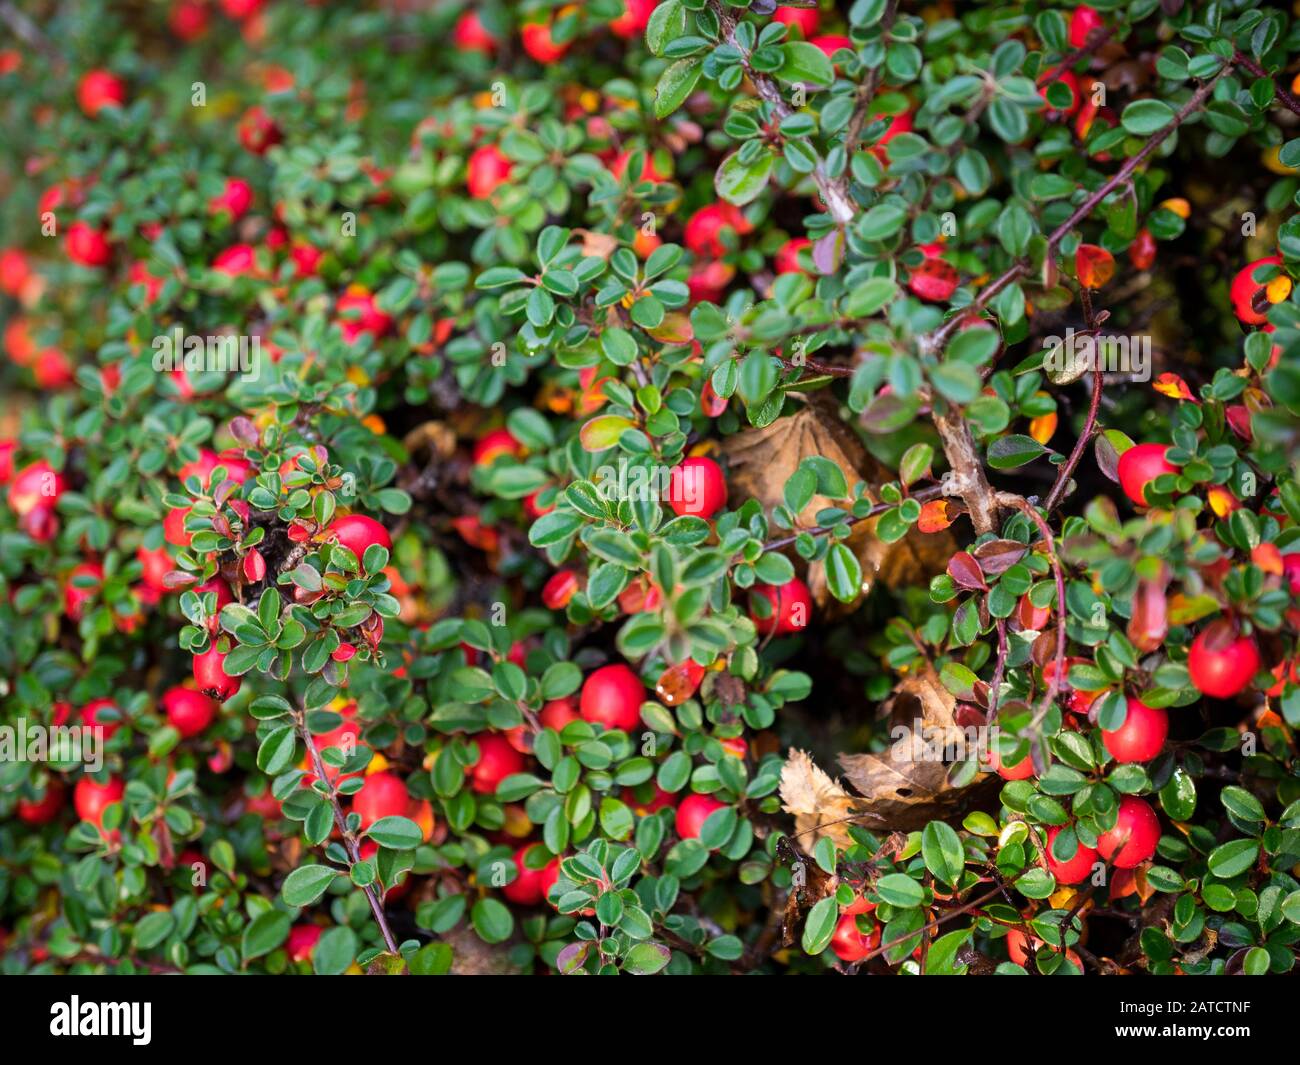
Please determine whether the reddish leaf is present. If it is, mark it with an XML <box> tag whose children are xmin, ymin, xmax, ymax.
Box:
<box><xmin>1075</xmin><ymin>243</ymin><xmax>1115</xmax><ymax>289</ymax></box>
<box><xmin>947</xmin><ymin>551</ymin><xmax>987</xmax><ymax>591</ymax></box>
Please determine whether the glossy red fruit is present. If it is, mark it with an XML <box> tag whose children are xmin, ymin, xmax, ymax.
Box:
<box><xmin>908</xmin><ymin>253</ymin><xmax>958</xmax><ymax>302</ymax></box>
<box><xmin>323</xmin><ymin>514</ymin><xmax>392</xmax><ymax>560</ymax></box>
<box><xmin>209</xmin><ymin>177</ymin><xmax>253</xmax><ymax>219</ymax></box>
<box><xmin>524</xmin><ymin>701</ymin><xmax>573</xmax><ymax>737</ymax></box>
<box><xmin>503</xmin><ymin>844</ymin><xmax>560</xmax><ymax>905</ymax></box>
<box><xmin>1037</xmin><ymin>67</ymin><xmax>1081</xmax><ymax>117</ymax></box>
<box><xmin>775</xmin><ymin>237</ymin><xmax>812</xmax><ymax>275</ymax></box>
<box><xmin>989</xmin><ymin>745</ymin><xmax>1035</xmax><ymax>781</ymax></box>
<box><xmin>521</xmin><ymin>21</ymin><xmax>569</xmax><ymax>62</ymax></box>
<box><xmin>74</xmin><ymin>775</ymin><xmax>125</xmax><ymax>829</ymax></box>
<box><xmin>774</xmin><ymin>6</ymin><xmax>819</xmax><ymax>38</ymax></box>
<box><xmin>1188</xmin><ymin>625</ymin><xmax>1261</xmax><ymax>699</ymax></box>
<box><xmin>77</xmin><ymin>69</ymin><xmax>126</xmax><ymax>116</ymax></box>
<box><xmin>830</xmin><ymin>912</ymin><xmax>880</xmax><ymax>963</ymax></box>
<box><xmin>287</xmin><ymin>924</ymin><xmax>322</xmax><ymax>963</ymax></box>
<box><xmin>542</xmin><ymin>569</ymin><xmax>581</xmax><ymax>610</ymax></box>
<box><xmin>352</xmin><ymin>771</ymin><xmax>409</xmax><ymax>829</ymax></box>
<box><xmin>162</xmin><ymin>686</ymin><xmax>218</xmax><ymax>738</ymax></box>
<box><xmin>170</xmin><ymin>0</ymin><xmax>210</xmax><ymax>41</ymax></box>
<box><xmin>684</xmin><ymin>203</ymin><xmax>751</xmax><ymax>258</ymax></box>
<box><xmin>1230</xmin><ymin>255</ymin><xmax>1284</xmax><ymax>326</ymax></box>
<box><xmin>472</xmin><ymin>427</ymin><xmax>523</xmax><ymax>465</ymax></box>
<box><xmin>238</xmin><ymin>105</ymin><xmax>281</xmax><ymax>155</ymax></box>
<box><xmin>80</xmin><ymin>697</ymin><xmax>121</xmax><ymax>739</ymax></box>
<box><xmin>1006</xmin><ymin>927</ymin><xmax>1082</xmax><ymax>969</ymax></box>
<box><xmin>212</xmin><ymin>243</ymin><xmax>258</xmax><ymax>277</ymax></box>
<box><xmin>178</xmin><ymin>447</ymin><xmax>253</xmax><ymax>487</ymax></box>
<box><xmin>467</xmin><ymin>144</ymin><xmax>513</xmax><ymax>200</ymax></box>
<box><xmin>452</xmin><ymin>10</ymin><xmax>497</xmax><ymax>52</ymax></box>
<box><xmin>841</xmin><ymin>892</ymin><xmax>875</xmax><ymax>916</ymax></box>
<box><xmin>675</xmin><ymin>792</ymin><xmax>726</xmax><ymax>840</ymax></box>
<box><xmin>17</xmin><ymin>780</ymin><xmax>65</xmax><ymax>825</ymax></box>
<box><xmin>1096</xmin><ymin>796</ymin><xmax>1160</xmax><ymax>868</ymax></box>
<box><xmin>1068</xmin><ymin>5</ymin><xmax>1104</xmax><ymax>48</ymax></box>
<box><xmin>609</xmin><ymin>0</ymin><xmax>657</xmax><ymax>38</ymax></box>
<box><xmin>466</xmin><ymin>733</ymin><xmax>525</xmax><ymax>794</ymax></box>
<box><xmin>579</xmin><ymin>664</ymin><xmax>645</xmax><ymax>731</ymax></box>
<box><xmin>64</xmin><ymin>561</ymin><xmax>104</xmax><ymax>621</ymax></box>
<box><xmin>1116</xmin><ymin>443</ymin><xmax>1177</xmax><ymax>506</ymax></box>
<box><xmin>164</xmin><ymin>505</ymin><xmax>192</xmax><ymax>547</ymax></box>
<box><xmin>65</xmin><ymin>222</ymin><xmax>112</xmax><ymax>267</ymax></box>
<box><xmin>1283</xmin><ymin>553</ymin><xmax>1300</xmax><ymax>596</ymax></box>
<box><xmin>1129</xmin><ymin>228</ymin><xmax>1156</xmax><ymax>270</ymax></box>
<box><xmin>335</xmin><ymin>285</ymin><xmax>392</xmax><ymax>342</ymax></box>
<box><xmin>810</xmin><ymin>34</ymin><xmax>852</xmax><ymax>61</ymax></box>
<box><xmin>1102</xmin><ymin>696</ymin><xmax>1168</xmax><ymax>764</ymax></box>
<box><xmin>667</xmin><ymin>456</ymin><xmax>726</xmax><ymax>519</ymax></box>
<box><xmin>193</xmin><ymin>644</ymin><xmax>241</xmax><ymax>701</ymax></box>
<box><xmin>750</xmin><ymin>576</ymin><xmax>813</xmax><ymax>635</ymax></box>
<box><xmin>1045</xmin><ymin>825</ymin><xmax>1098</xmax><ymax>884</ymax></box>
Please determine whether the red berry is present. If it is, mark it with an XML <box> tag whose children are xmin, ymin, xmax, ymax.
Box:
<box><xmin>209</xmin><ymin>177</ymin><xmax>253</xmax><ymax>219</ymax></box>
<box><xmin>466</xmin><ymin>733</ymin><xmax>525</xmax><ymax>794</ymax></box>
<box><xmin>77</xmin><ymin>69</ymin><xmax>126</xmax><ymax>116</ymax></box>
<box><xmin>335</xmin><ymin>285</ymin><xmax>392</xmax><ymax>342</ymax></box>
<box><xmin>164</xmin><ymin>505</ymin><xmax>192</xmax><ymax>547</ymax></box>
<box><xmin>775</xmin><ymin>237</ymin><xmax>812</xmax><ymax>275</ymax></box>
<box><xmin>750</xmin><ymin>576</ymin><xmax>813</xmax><ymax>635</ymax></box>
<box><xmin>63</xmin><ymin>561</ymin><xmax>103</xmax><ymax>621</ymax></box>
<box><xmin>467</xmin><ymin>145</ymin><xmax>514</xmax><ymax>199</ymax></box>
<box><xmin>609</xmin><ymin>0</ymin><xmax>657</xmax><ymax>38</ymax></box>
<box><xmin>179</xmin><ymin>447</ymin><xmax>253</xmax><ymax>487</ymax></box>
<box><xmin>162</xmin><ymin>686</ymin><xmax>218</xmax><ymax>738</ymax></box>
<box><xmin>579</xmin><ymin>664</ymin><xmax>645</xmax><ymax>731</ymax></box>
<box><xmin>521</xmin><ymin>21</ymin><xmax>569</xmax><ymax>63</ymax></box>
<box><xmin>1129</xmin><ymin>228</ymin><xmax>1156</xmax><ymax>271</ymax></box>
<box><xmin>667</xmin><ymin>456</ymin><xmax>727</xmax><ymax>519</ymax></box>
<box><xmin>1045</xmin><ymin>825</ymin><xmax>1098</xmax><ymax>885</ymax></box>
<box><xmin>542</xmin><ymin>568</ymin><xmax>581</xmax><ymax>610</ymax></box>
<box><xmin>540</xmin><ymin>697</ymin><xmax>580</xmax><ymax>731</ymax></box>
<box><xmin>1188</xmin><ymin>625</ymin><xmax>1261</xmax><ymax>699</ymax></box>
<box><xmin>1116</xmin><ymin>442</ymin><xmax>1177</xmax><ymax>506</ymax></box>
<box><xmin>17</xmin><ymin>780</ymin><xmax>65</xmax><ymax>825</ymax></box>
<box><xmin>830</xmin><ymin>912</ymin><xmax>880</xmax><ymax>962</ymax></box>
<box><xmin>238</xmin><ymin>105</ymin><xmax>281</xmax><ymax>155</ymax></box>
<box><xmin>502</xmin><ymin>844</ymin><xmax>559</xmax><ymax>905</ymax></box>
<box><xmin>1230</xmin><ymin>255</ymin><xmax>1284</xmax><ymax>326</ymax></box>
<box><xmin>908</xmin><ymin>255</ymin><xmax>959</xmax><ymax>302</ymax></box>
<box><xmin>193</xmin><ymin>644</ymin><xmax>241</xmax><ymax>701</ymax></box>
<box><xmin>810</xmin><ymin>35</ymin><xmax>852</xmax><ymax>61</ymax></box>
<box><xmin>773</xmin><ymin>6</ymin><xmax>819</xmax><ymax>38</ymax></box>
<box><xmin>1096</xmin><ymin>796</ymin><xmax>1160</xmax><ymax>869</ymax></box>
<box><xmin>287</xmin><ymin>924</ymin><xmax>322</xmax><ymax>963</ymax></box>
<box><xmin>1102</xmin><ymin>696</ymin><xmax>1168</xmax><ymax>764</ymax></box>
<box><xmin>212</xmin><ymin>243</ymin><xmax>259</xmax><ymax>277</ymax></box>
<box><xmin>684</xmin><ymin>203</ymin><xmax>751</xmax><ymax>258</ymax></box>
<box><xmin>472</xmin><ymin>427</ymin><xmax>523</xmax><ymax>465</ymax></box>
<box><xmin>452</xmin><ymin>10</ymin><xmax>497</xmax><ymax>53</ymax></box>
<box><xmin>74</xmin><ymin>775</ymin><xmax>125</xmax><ymax>829</ymax></box>
<box><xmin>80</xmin><ymin>697</ymin><xmax>121</xmax><ymax>739</ymax></box>
<box><xmin>675</xmin><ymin>792</ymin><xmax>726</xmax><ymax>840</ymax></box>
<box><xmin>1068</xmin><ymin>5</ymin><xmax>1104</xmax><ymax>49</ymax></box>
<box><xmin>323</xmin><ymin>514</ymin><xmax>392</xmax><ymax>560</ymax></box>
<box><xmin>170</xmin><ymin>0</ymin><xmax>210</xmax><ymax>41</ymax></box>
<box><xmin>989</xmin><ymin>745</ymin><xmax>1035</xmax><ymax>781</ymax></box>
<box><xmin>352</xmin><ymin>771</ymin><xmax>408</xmax><ymax>829</ymax></box>
<box><xmin>64</xmin><ymin>222</ymin><xmax>112</xmax><ymax>267</ymax></box>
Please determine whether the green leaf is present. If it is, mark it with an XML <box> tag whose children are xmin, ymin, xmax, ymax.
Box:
<box><xmin>471</xmin><ymin>897</ymin><xmax>515</xmax><ymax>944</ymax></box>
<box><xmin>654</xmin><ymin>58</ymin><xmax>703</xmax><ymax>119</ymax></box>
<box><xmin>366</xmin><ymin>815</ymin><xmax>423</xmax><ymax>850</ymax></box>
<box><xmin>778</xmin><ymin>41</ymin><xmax>835</xmax><ymax>88</ymax></box>
<box><xmin>312</xmin><ymin>926</ymin><xmax>359</xmax><ymax>975</ymax></box>
<box><xmin>1121</xmin><ymin>99</ymin><xmax>1175</xmax><ymax>136</ymax></box>
<box><xmin>1207</xmin><ymin>839</ymin><xmax>1259</xmax><ymax>879</ymax></box>
<box><xmin>987</xmin><ymin>434</ymin><xmax>1047</xmax><ymax>469</ymax></box>
<box><xmin>921</xmin><ymin>821</ymin><xmax>965</xmax><ymax>886</ymax></box>
<box><xmin>715</xmin><ymin>149</ymin><xmax>775</xmax><ymax>206</ymax></box>
<box><xmin>623</xmin><ymin>941</ymin><xmax>672</xmax><ymax>974</ymax></box>
<box><xmin>281</xmin><ymin>864</ymin><xmax>339</xmax><ymax>907</ymax></box>
<box><xmin>801</xmin><ymin>896</ymin><xmax>839</xmax><ymax>954</ymax></box>
<box><xmin>824</xmin><ymin>543</ymin><xmax>862</xmax><ymax>603</ymax></box>
<box><xmin>241</xmin><ymin>910</ymin><xmax>291</xmax><ymax>961</ymax></box>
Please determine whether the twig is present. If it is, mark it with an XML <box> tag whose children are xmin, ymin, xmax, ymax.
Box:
<box><xmin>840</xmin><ymin>0</ymin><xmax>901</xmax><ymax>155</ymax></box>
<box><xmin>710</xmin><ymin>1</ymin><xmax>855</xmax><ymax>225</ymax></box>
<box><xmin>922</xmin><ymin>65</ymin><xmax>1232</xmax><ymax>356</ymax></box>
<box><xmin>1044</xmin><ymin>286</ymin><xmax>1106</xmax><ymax>511</ymax></box>
<box><xmin>294</xmin><ymin>704</ymin><xmax>401</xmax><ymax>956</ymax></box>
<box><xmin>1234</xmin><ymin>50</ymin><xmax>1300</xmax><ymax>119</ymax></box>
<box><xmin>760</xmin><ymin>482</ymin><xmax>944</xmax><ymax>552</ymax></box>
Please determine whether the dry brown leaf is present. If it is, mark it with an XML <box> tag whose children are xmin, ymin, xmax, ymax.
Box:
<box><xmin>778</xmin><ymin>748</ymin><xmax>861</xmax><ymax>849</ymax></box>
<box><xmin>573</xmin><ymin>228</ymin><xmax>619</xmax><ymax>260</ymax></box>
<box><xmin>722</xmin><ymin>392</ymin><xmax>954</xmax><ymax>613</ymax></box>
<box><xmin>837</xmin><ymin>665</ymin><xmax>999</xmax><ymax>832</ymax></box>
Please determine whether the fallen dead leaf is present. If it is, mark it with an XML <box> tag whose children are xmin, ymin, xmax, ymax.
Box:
<box><xmin>778</xmin><ymin>748</ymin><xmax>861</xmax><ymax>849</ymax></box>
<box><xmin>723</xmin><ymin>392</ymin><xmax>954</xmax><ymax>613</ymax></box>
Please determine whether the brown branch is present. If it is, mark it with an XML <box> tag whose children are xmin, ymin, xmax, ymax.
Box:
<box><xmin>923</xmin><ymin>64</ymin><xmax>1231</xmax><ymax>355</ymax></box>
<box><xmin>710</xmin><ymin>1</ymin><xmax>855</xmax><ymax>226</ymax></box>
<box><xmin>840</xmin><ymin>0</ymin><xmax>901</xmax><ymax>155</ymax></box>
<box><xmin>933</xmin><ymin>406</ymin><xmax>999</xmax><ymax>534</ymax></box>
<box><xmin>1044</xmin><ymin>287</ymin><xmax>1106</xmax><ymax>511</ymax></box>
<box><xmin>760</xmin><ymin>482</ymin><xmax>945</xmax><ymax>552</ymax></box>
<box><xmin>1233</xmin><ymin>49</ymin><xmax>1300</xmax><ymax>119</ymax></box>
<box><xmin>295</xmin><ymin>705</ymin><xmax>401</xmax><ymax>956</ymax></box>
